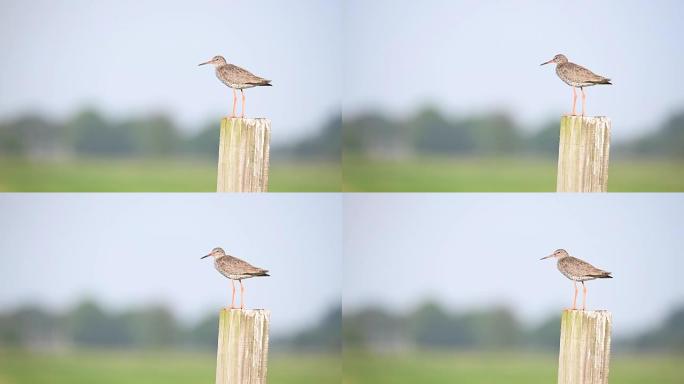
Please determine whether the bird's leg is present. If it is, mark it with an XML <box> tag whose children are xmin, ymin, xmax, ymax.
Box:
<box><xmin>230</xmin><ymin>89</ymin><xmax>237</xmax><ymax>118</ymax></box>
<box><xmin>230</xmin><ymin>280</ymin><xmax>236</xmax><ymax>309</ymax></box>
<box><xmin>239</xmin><ymin>280</ymin><xmax>245</xmax><ymax>310</ymax></box>
<box><xmin>580</xmin><ymin>87</ymin><xmax>586</xmax><ymax>117</ymax></box>
<box><xmin>582</xmin><ymin>281</ymin><xmax>587</xmax><ymax>311</ymax></box>
<box><xmin>240</xmin><ymin>89</ymin><xmax>246</xmax><ymax>118</ymax></box>
<box><xmin>571</xmin><ymin>87</ymin><xmax>577</xmax><ymax>116</ymax></box>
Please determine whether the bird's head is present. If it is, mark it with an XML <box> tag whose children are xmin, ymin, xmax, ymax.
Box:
<box><xmin>540</xmin><ymin>54</ymin><xmax>568</xmax><ymax>66</ymax></box>
<box><xmin>198</xmin><ymin>55</ymin><xmax>227</xmax><ymax>67</ymax></box>
<box><xmin>201</xmin><ymin>247</ymin><xmax>226</xmax><ymax>259</ymax></box>
<box><xmin>541</xmin><ymin>248</ymin><xmax>569</xmax><ymax>260</ymax></box>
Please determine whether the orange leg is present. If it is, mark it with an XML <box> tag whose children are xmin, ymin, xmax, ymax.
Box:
<box><xmin>581</xmin><ymin>281</ymin><xmax>587</xmax><ymax>310</ymax></box>
<box><xmin>239</xmin><ymin>280</ymin><xmax>245</xmax><ymax>310</ymax></box>
<box><xmin>230</xmin><ymin>280</ymin><xmax>236</xmax><ymax>309</ymax></box>
<box><xmin>240</xmin><ymin>89</ymin><xmax>246</xmax><ymax>118</ymax></box>
<box><xmin>580</xmin><ymin>87</ymin><xmax>586</xmax><ymax>116</ymax></box>
<box><xmin>230</xmin><ymin>89</ymin><xmax>237</xmax><ymax>118</ymax></box>
<box><xmin>571</xmin><ymin>87</ymin><xmax>577</xmax><ymax>116</ymax></box>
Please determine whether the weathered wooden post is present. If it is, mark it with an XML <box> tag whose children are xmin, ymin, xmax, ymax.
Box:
<box><xmin>557</xmin><ymin>310</ymin><xmax>612</xmax><ymax>384</ymax></box>
<box><xmin>216</xmin><ymin>118</ymin><xmax>271</xmax><ymax>192</ymax></box>
<box><xmin>556</xmin><ymin>116</ymin><xmax>611</xmax><ymax>192</ymax></box>
<box><xmin>215</xmin><ymin>308</ymin><xmax>270</xmax><ymax>384</ymax></box>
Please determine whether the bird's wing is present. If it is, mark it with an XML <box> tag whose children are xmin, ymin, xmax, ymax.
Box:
<box><xmin>568</xmin><ymin>63</ymin><xmax>609</xmax><ymax>83</ymax></box>
<box><xmin>222</xmin><ymin>64</ymin><xmax>270</xmax><ymax>85</ymax></box>
<box><xmin>563</xmin><ymin>257</ymin><xmax>610</xmax><ymax>277</ymax></box>
<box><xmin>218</xmin><ymin>255</ymin><xmax>267</xmax><ymax>275</ymax></box>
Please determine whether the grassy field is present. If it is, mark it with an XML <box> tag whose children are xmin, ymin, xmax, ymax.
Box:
<box><xmin>1</xmin><ymin>349</ymin><xmax>679</xmax><ymax>384</ymax></box>
<box><xmin>0</xmin><ymin>350</ymin><xmax>340</xmax><ymax>384</ymax></box>
<box><xmin>343</xmin><ymin>156</ymin><xmax>684</xmax><ymax>192</ymax></box>
<box><xmin>0</xmin><ymin>157</ymin><xmax>341</xmax><ymax>192</ymax></box>
<box><xmin>2</xmin><ymin>156</ymin><xmax>680</xmax><ymax>192</ymax></box>
<box><xmin>343</xmin><ymin>351</ymin><xmax>684</xmax><ymax>384</ymax></box>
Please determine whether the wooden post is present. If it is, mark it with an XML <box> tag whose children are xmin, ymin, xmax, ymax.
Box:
<box><xmin>216</xmin><ymin>118</ymin><xmax>271</xmax><ymax>192</ymax></box>
<box><xmin>556</xmin><ymin>116</ymin><xmax>611</xmax><ymax>192</ymax></box>
<box><xmin>557</xmin><ymin>310</ymin><xmax>612</xmax><ymax>384</ymax></box>
<box><xmin>215</xmin><ymin>309</ymin><xmax>270</xmax><ymax>384</ymax></box>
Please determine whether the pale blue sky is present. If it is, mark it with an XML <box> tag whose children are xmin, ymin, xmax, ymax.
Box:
<box><xmin>344</xmin><ymin>194</ymin><xmax>684</xmax><ymax>335</ymax></box>
<box><xmin>1</xmin><ymin>1</ymin><xmax>681</xmax><ymax>141</ymax></box>
<box><xmin>1</xmin><ymin>194</ymin><xmax>682</xmax><ymax>336</ymax></box>
<box><xmin>0</xmin><ymin>194</ymin><xmax>342</xmax><ymax>334</ymax></box>
<box><xmin>0</xmin><ymin>0</ymin><xmax>341</xmax><ymax>143</ymax></box>
<box><xmin>343</xmin><ymin>0</ymin><xmax>684</xmax><ymax>139</ymax></box>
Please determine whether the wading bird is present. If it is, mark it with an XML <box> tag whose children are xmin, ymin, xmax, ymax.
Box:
<box><xmin>199</xmin><ymin>55</ymin><xmax>272</xmax><ymax>118</ymax></box>
<box><xmin>541</xmin><ymin>54</ymin><xmax>611</xmax><ymax>116</ymax></box>
<box><xmin>201</xmin><ymin>247</ymin><xmax>269</xmax><ymax>309</ymax></box>
<box><xmin>541</xmin><ymin>249</ymin><xmax>612</xmax><ymax>310</ymax></box>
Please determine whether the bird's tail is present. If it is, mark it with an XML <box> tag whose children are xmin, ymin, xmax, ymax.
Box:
<box><xmin>590</xmin><ymin>77</ymin><xmax>612</xmax><ymax>85</ymax></box>
<box><xmin>255</xmin><ymin>269</ymin><xmax>270</xmax><ymax>277</ymax></box>
<box><xmin>246</xmin><ymin>79</ymin><xmax>272</xmax><ymax>87</ymax></box>
<box><xmin>592</xmin><ymin>272</ymin><xmax>612</xmax><ymax>278</ymax></box>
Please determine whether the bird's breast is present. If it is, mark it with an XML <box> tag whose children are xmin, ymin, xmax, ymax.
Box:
<box><xmin>557</xmin><ymin>263</ymin><xmax>578</xmax><ymax>281</ymax></box>
<box><xmin>215</xmin><ymin>71</ymin><xmax>235</xmax><ymax>88</ymax></box>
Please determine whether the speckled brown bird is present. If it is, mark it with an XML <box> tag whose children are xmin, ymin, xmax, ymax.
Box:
<box><xmin>541</xmin><ymin>54</ymin><xmax>611</xmax><ymax>116</ymax></box>
<box><xmin>199</xmin><ymin>55</ymin><xmax>272</xmax><ymax>118</ymax></box>
<box><xmin>541</xmin><ymin>249</ymin><xmax>612</xmax><ymax>310</ymax></box>
<box><xmin>201</xmin><ymin>247</ymin><xmax>269</xmax><ymax>309</ymax></box>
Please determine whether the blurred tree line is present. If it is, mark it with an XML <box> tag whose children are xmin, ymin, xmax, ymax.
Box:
<box><xmin>0</xmin><ymin>299</ymin><xmax>340</xmax><ymax>352</ymax></box>
<box><xmin>344</xmin><ymin>107</ymin><xmax>684</xmax><ymax>159</ymax></box>
<box><xmin>3</xmin><ymin>106</ymin><xmax>680</xmax><ymax>161</ymax></box>
<box><xmin>343</xmin><ymin>301</ymin><xmax>684</xmax><ymax>353</ymax></box>
<box><xmin>0</xmin><ymin>109</ymin><xmax>340</xmax><ymax>161</ymax></box>
<box><xmin>1</xmin><ymin>299</ymin><xmax>681</xmax><ymax>354</ymax></box>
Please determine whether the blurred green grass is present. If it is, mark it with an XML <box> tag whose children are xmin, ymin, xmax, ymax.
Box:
<box><xmin>2</xmin><ymin>156</ymin><xmax>681</xmax><ymax>192</ymax></box>
<box><xmin>343</xmin><ymin>351</ymin><xmax>683</xmax><ymax>384</ymax></box>
<box><xmin>0</xmin><ymin>350</ymin><xmax>340</xmax><ymax>384</ymax></box>
<box><xmin>343</xmin><ymin>156</ymin><xmax>684</xmax><ymax>191</ymax></box>
<box><xmin>0</xmin><ymin>157</ymin><xmax>340</xmax><ymax>192</ymax></box>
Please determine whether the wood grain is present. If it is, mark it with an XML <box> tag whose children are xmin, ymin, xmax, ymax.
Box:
<box><xmin>215</xmin><ymin>309</ymin><xmax>270</xmax><ymax>384</ymax></box>
<box><xmin>556</xmin><ymin>116</ymin><xmax>611</xmax><ymax>192</ymax></box>
<box><xmin>216</xmin><ymin>118</ymin><xmax>271</xmax><ymax>192</ymax></box>
<box><xmin>558</xmin><ymin>310</ymin><xmax>612</xmax><ymax>384</ymax></box>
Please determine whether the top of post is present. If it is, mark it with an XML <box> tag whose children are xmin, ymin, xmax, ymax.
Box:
<box><xmin>562</xmin><ymin>309</ymin><xmax>610</xmax><ymax>314</ymax></box>
<box><xmin>220</xmin><ymin>308</ymin><xmax>271</xmax><ymax>316</ymax></box>
<box><xmin>222</xmin><ymin>117</ymin><xmax>271</xmax><ymax>124</ymax></box>
<box><xmin>560</xmin><ymin>115</ymin><xmax>610</xmax><ymax>123</ymax></box>
<box><xmin>561</xmin><ymin>309</ymin><xmax>612</xmax><ymax>321</ymax></box>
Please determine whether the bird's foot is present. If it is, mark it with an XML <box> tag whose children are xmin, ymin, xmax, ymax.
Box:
<box><xmin>228</xmin><ymin>115</ymin><xmax>237</xmax><ymax>119</ymax></box>
<box><xmin>564</xmin><ymin>307</ymin><xmax>577</xmax><ymax>311</ymax></box>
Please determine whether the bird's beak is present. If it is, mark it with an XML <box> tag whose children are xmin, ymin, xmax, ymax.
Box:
<box><xmin>198</xmin><ymin>60</ymin><xmax>211</xmax><ymax>66</ymax></box>
<box><xmin>201</xmin><ymin>253</ymin><xmax>211</xmax><ymax>259</ymax></box>
<box><xmin>540</xmin><ymin>254</ymin><xmax>554</xmax><ymax>260</ymax></box>
<box><xmin>540</xmin><ymin>59</ymin><xmax>552</xmax><ymax>66</ymax></box>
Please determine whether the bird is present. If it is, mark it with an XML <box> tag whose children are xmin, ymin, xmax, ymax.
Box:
<box><xmin>540</xmin><ymin>54</ymin><xmax>611</xmax><ymax>116</ymax></box>
<box><xmin>201</xmin><ymin>247</ymin><xmax>269</xmax><ymax>310</ymax></box>
<box><xmin>540</xmin><ymin>249</ymin><xmax>612</xmax><ymax>310</ymax></box>
<box><xmin>198</xmin><ymin>55</ymin><xmax>272</xmax><ymax>119</ymax></box>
